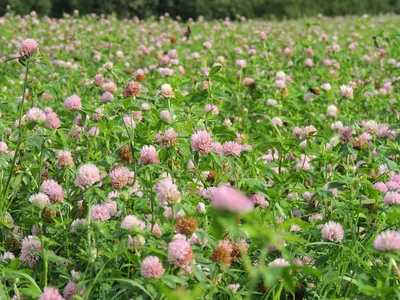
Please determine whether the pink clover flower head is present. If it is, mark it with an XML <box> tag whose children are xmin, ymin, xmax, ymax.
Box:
<box><xmin>321</xmin><ymin>221</ymin><xmax>344</xmax><ymax>243</ymax></box>
<box><xmin>250</xmin><ymin>193</ymin><xmax>269</xmax><ymax>208</ymax></box>
<box><xmin>160</xmin><ymin>110</ymin><xmax>172</xmax><ymax>123</ymax></box>
<box><xmin>57</xmin><ymin>150</ymin><xmax>74</xmax><ymax>168</ymax></box>
<box><xmin>140</xmin><ymin>256</ymin><xmax>165</xmax><ymax>278</ymax></box>
<box><xmin>197</xmin><ymin>202</ymin><xmax>206</xmax><ymax>213</ymax></box>
<box><xmin>235</xmin><ymin>59</ymin><xmax>247</xmax><ymax>68</ymax></box>
<box><xmin>212</xmin><ymin>142</ymin><xmax>223</xmax><ymax>153</ymax></box>
<box><xmin>76</xmin><ymin>164</ymin><xmax>101</xmax><ymax>189</ymax></box>
<box><xmin>24</xmin><ymin>107</ymin><xmax>46</xmax><ymax>122</ymax></box>
<box><xmin>103</xmin><ymin>201</ymin><xmax>118</xmax><ymax>216</ymax></box>
<box><xmin>309</xmin><ymin>213</ymin><xmax>324</xmax><ymax>222</ymax></box>
<box><xmin>139</xmin><ymin>145</ymin><xmax>159</xmax><ymax>165</ymax></box>
<box><xmin>373</xmin><ymin>182</ymin><xmax>388</xmax><ymax>193</ymax></box>
<box><xmin>327</xmin><ymin>105</ymin><xmax>339</xmax><ymax>117</ymax></box>
<box><xmin>158</xmin><ymin>68</ymin><xmax>174</xmax><ymax>77</ymax></box>
<box><xmin>123</xmin><ymin>115</ymin><xmax>136</xmax><ymax>128</ymax></box>
<box><xmin>0</xmin><ymin>251</ymin><xmax>15</xmax><ymax>261</ymax></box>
<box><xmin>45</xmin><ymin>112</ymin><xmax>61</xmax><ymax>129</ymax></box>
<box><xmin>71</xmin><ymin>218</ymin><xmax>88</xmax><ymax>232</ymax></box>
<box><xmin>191</xmin><ymin>130</ymin><xmax>213</xmax><ymax>154</ymax></box>
<box><xmin>110</xmin><ymin>166</ymin><xmax>134</xmax><ymax>189</ymax></box>
<box><xmin>275</xmin><ymin>79</ymin><xmax>286</xmax><ymax>89</ymax></box>
<box><xmin>211</xmin><ymin>185</ymin><xmax>254</xmax><ymax>213</ymax></box>
<box><xmin>20</xmin><ymin>235</ymin><xmax>42</xmax><ymax>268</ymax></box>
<box><xmin>40</xmin><ymin>179</ymin><xmax>64</xmax><ymax>203</ymax></box>
<box><xmin>227</xmin><ymin>283</ymin><xmax>240</xmax><ymax>293</ymax></box>
<box><xmin>164</xmin><ymin>207</ymin><xmax>185</xmax><ymax>220</ymax></box>
<box><xmin>153</xmin><ymin>176</ymin><xmax>181</xmax><ymax>206</ymax></box>
<box><xmin>340</xmin><ymin>85</ymin><xmax>353</xmax><ymax>99</ymax></box>
<box><xmin>20</xmin><ymin>39</ymin><xmax>38</xmax><ymax>57</ymax></box>
<box><xmin>64</xmin><ymin>95</ymin><xmax>82</xmax><ymax>110</ymax></box>
<box><xmin>373</xmin><ymin>230</ymin><xmax>400</xmax><ymax>252</ymax></box>
<box><xmin>386</xmin><ymin>181</ymin><xmax>400</xmax><ymax>191</ymax></box>
<box><xmin>102</xmin><ymin>82</ymin><xmax>117</xmax><ymax>93</ymax></box>
<box><xmin>93</xmin><ymin>73</ymin><xmax>104</xmax><ymax>86</ymax></box>
<box><xmin>205</xmin><ymin>104</ymin><xmax>219</xmax><ymax>115</ymax></box>
<box><xmin>121</xmin><ymin>215</ymin><xmax>146</xmax><ymax>231</ymax></box>
<box><xmin>100</xmin><ymin>91</ymin><xmax>114</xmax><ymax>103</ymax></box>
<box><xmin>90</xmin><ymin>204</ymin><xmax>111</xmax><ymax>221</ymax></box>
<box><xmin>0</xmin><ymin>141</ymin><xmax>8</xmax><ymax>153</ymax></box>
<box><xmin>268</xmin><ymin>258</ymin><xmax>290</xmax><ymax>267</ymax></box>
<box><xmin>29</xmin><ymin>193</ymin><xmax>50</xmax><ymax>208</ymax></box>
<box><xmin>167</xmin><ymin>239</ymin><xmax>194</xmax><ymax>267</ymax></box>
<box><xmin>222</xmin><ymin>141</ymin><xmax>242</xmax><ymax>156</ymax></box>
<box><xmin>304</xmin><ymin>58</ymin><xmax>313</xmax><ymax>67</ymax></box>
<box><xmin>384</xmin><ymin>191</ymin><xmax>400</xmax><ymax>205</ymax></box>
<box><xmin>39</xmin><ymin>287</ymin><xmax>63</xmax><ymax>300</ymax></box>
<box><xmin>159</xmin><ymin>83</ymin><xmax>175</xmax><ymax>98</ymax></box>
<box><xmin>63</xmin><ymin>281</ymin><xmax>86</xmax><ymax>300</ymax></box>
<box><xmin>155</xmin><ymin>128</ymin><xmax>178</xmax><ymax>149</ymax></box>
<box><xmin>168</xmin><ymin>49</ymin><xmax>178</xmax><ymax>59</ymax></box>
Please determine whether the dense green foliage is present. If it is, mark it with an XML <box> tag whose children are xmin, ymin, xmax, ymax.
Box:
<box><xmin>1</xmin><ymin>0</ymin><xmax>400</xmax><ymax>19</ymax></box>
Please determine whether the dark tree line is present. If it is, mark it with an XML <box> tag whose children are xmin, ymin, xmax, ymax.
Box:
<box><xmin>1</xmin><ymin>0</ymin><xmax>400</xmax><ymax>19</ymax></box>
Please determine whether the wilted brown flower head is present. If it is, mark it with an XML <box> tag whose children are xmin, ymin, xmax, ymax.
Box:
<box><xmin>211</xmin><ymin>240</ymin><xmax>233</xmax><ymax>267</ymax></box>
<box><xmin>119</xmin><ymin>146</ymin><xmax>133</xmax><ymax>164</ymax></box>
<box><xmin>175</xmin><ymin>217</ymin><xmax>198</xmax><ymax>236</ymax></box>
<box><xmin>122</xmin><ymin>81</ymin><xmax>140</xmax><ymax>98</ymax></box>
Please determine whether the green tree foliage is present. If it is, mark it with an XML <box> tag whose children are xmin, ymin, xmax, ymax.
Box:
<box><xmin>1</xmin><ymin>0</ymin><xmax>400</xmax><ymax>19</ymax></box>
<box><xmin>0</xmin><ymin>0</ymin><xmax>52</xmax><ymax>16</ymax></box>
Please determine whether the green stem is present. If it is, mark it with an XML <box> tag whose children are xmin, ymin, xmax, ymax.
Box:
<box><xmin>39</xmin><ymin>213</ymin><xmax>48</xmax><ymax>287</ymax></box>
<box><xmin>65</xmin><ymin>168</ymin><xmax>70</xmax><ymax>203</ymax></box>
<box><xmin>273</xmin><ymin>281</ymin><xmax>285</xmax><ymax>300</ymax></box>
<box><xmin>148</xmin><ymin>169</ymin><xmax>155</xmax><ymax>232</ymax></box>
<box><xmin>86</xmin><ymin>189</ymin><xmax>93</xmax><ymax>264</ymax></box>
<box><xmin>12</xmin><ymin>284</ymin><xmax>19</xmax><ymax>300</ymax></box>
<box><xmin>37</xmin><ymin>138</ymin><xmax>45</xmax><ymax>192</ymax></box>
<box><xmin>390</xmin><ymin>258</ymin><xmax>400</xmax><ymax>278</ymax></box>
<box><xmin>2</xmin><ymin>62</ymin><xmax>30</xmax><ymax>215</ymax></box>
<box><xmin>121</xmin><ymin>112</ymin><xmax>136</xmax><ymax>179</ymax></box>
<box><xmin>18</xmin><ymin>63</ymin><xmax>30</xmax><ymax>130</ymax></box>
<box><xmin>170</xmin><ymin>204</ymin><xmax>175</xmax><ymax>241</ymax></box>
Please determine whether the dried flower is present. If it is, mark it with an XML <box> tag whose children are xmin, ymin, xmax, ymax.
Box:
<box><xmin>175</xmin><ymin>217</ymin><xmax>198</xmax><ymax>236</ymax></box>
<box><xmin>211</xmin><ymin>240</ymin><xmax>233</xmax><ymax>267</ymax></box>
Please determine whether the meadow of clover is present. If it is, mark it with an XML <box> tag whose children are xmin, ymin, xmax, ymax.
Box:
<box><xmin>0</xmin><ymin>11</ymin><xmax>400</xmax><ymax>300</ymax></box>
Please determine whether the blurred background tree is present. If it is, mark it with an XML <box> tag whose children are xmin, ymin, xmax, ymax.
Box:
<box><xmin>0</xmin><ymin>0</ymin><xmax>399</xmax><ymax>19</ymax></box>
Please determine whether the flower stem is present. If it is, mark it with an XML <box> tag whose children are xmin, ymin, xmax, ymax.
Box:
<box><xmin>170</xmin><ymin>204</ymin><xmax>175</xmax><ymax>241</ymax></box>
<box><xmin>86</xmin><ymin>189</ymin><xmax>93</xmax><ymax>264</ymax></box>
<box><xmin>390</xmin><ymin>258</ymin><xmax>400</xmax><ymax>278</ymax></box>
<box><xmin>39</xmin><ymin>214</ymin><xmax>48</xmax><ymax>287</ymax></box>
<box><xmin>37</xmin><ymin>137</ymin><xmax>45</xmax><ymax>192</ymax></box>
<box><xmin>2</xmin><ymin>62</ymin><xmax>30</xmax><ymax>208</ymax></box>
